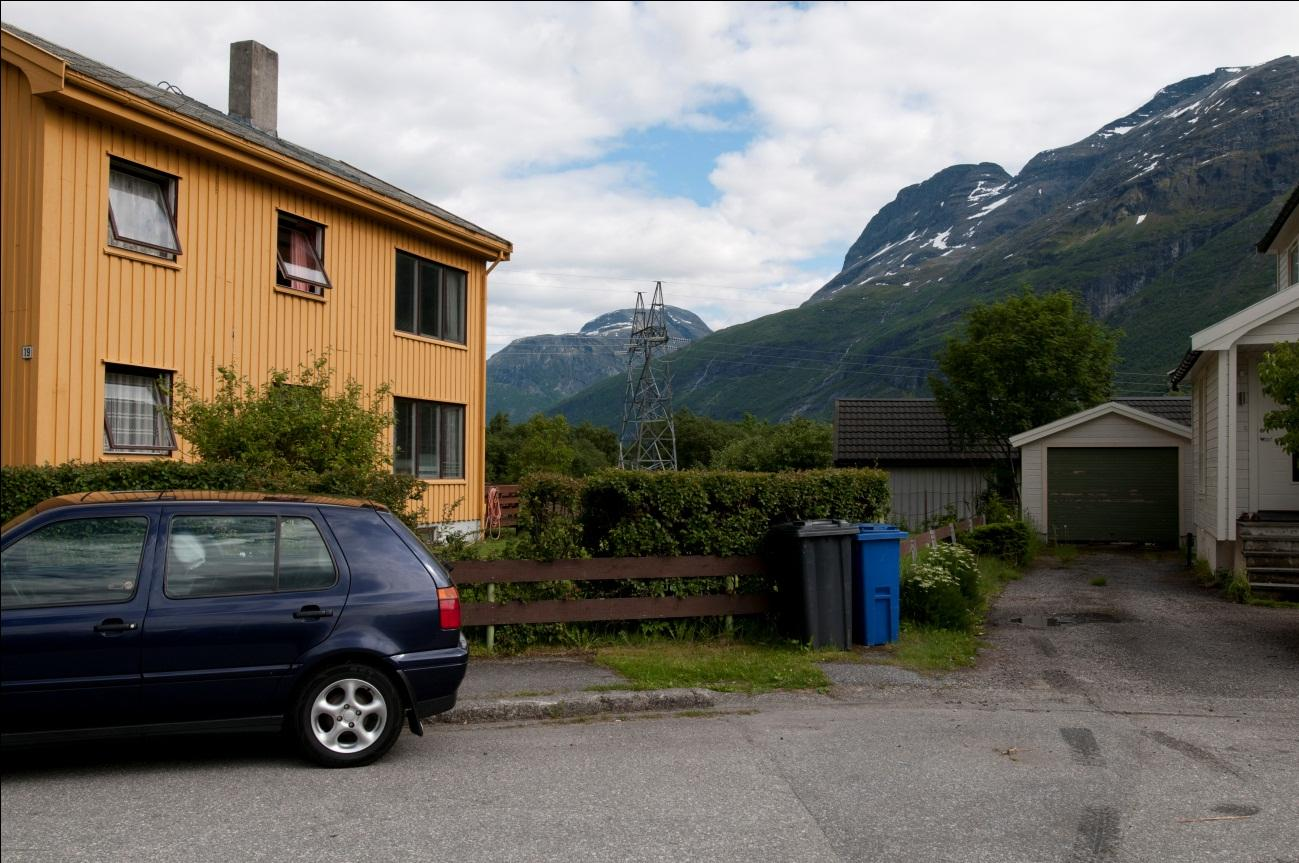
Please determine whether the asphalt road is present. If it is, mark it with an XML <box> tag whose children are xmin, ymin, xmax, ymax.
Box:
<box><xmin>3</xmin><ymin>550</ymin><xmax>1297</xmax><ymax>863</ymax></box>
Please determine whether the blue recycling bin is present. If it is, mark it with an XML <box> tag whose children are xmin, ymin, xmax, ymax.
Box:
<box><xmin>853</xmin><ymin>523</ymin><xmax>907</xmax><ymax>646</ymax></box>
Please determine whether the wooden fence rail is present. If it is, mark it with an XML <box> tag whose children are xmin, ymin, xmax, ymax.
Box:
<box><xmin>454</xmin><ymin>516</ymin><xmax>986</xmax><ymax>629</ymax></box>
<box><xmin>454</xmin><ymin>555</ymin><xmax>767</xmax><ymax>627</ymax></box>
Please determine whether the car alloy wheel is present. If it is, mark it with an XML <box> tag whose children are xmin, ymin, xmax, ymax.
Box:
<box><xmin>296</xmin><ymin>664</ymin><xmax>402</xmax><ymax>767</ymax></box>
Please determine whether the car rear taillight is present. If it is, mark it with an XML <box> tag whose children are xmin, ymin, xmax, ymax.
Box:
<box><xmin>437</xmin><ymin>586</ymin><xmax>461</xmax><ymax>630</ymax></box>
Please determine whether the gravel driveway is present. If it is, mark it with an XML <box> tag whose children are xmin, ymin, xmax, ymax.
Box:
<box><xmin>962</xmin><ymin>548</ymin><xmax>1299</xmax><ymax>705</ymax></box>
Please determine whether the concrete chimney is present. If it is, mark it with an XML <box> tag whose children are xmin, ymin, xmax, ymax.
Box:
<box><xmin>228</xmin><ymin>41</ymin><xmax>278</xmax><ymax>136</ymax></box>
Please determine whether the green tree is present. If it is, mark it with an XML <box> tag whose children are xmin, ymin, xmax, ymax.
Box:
<box><xmin>674</xmin><ymin>409</ymin><xmax>745</xmax><ymax>469</ymax></box>
<box><xmin>929</xmin><ymin>289</ymin><xmax>1119</xmax><ymax>499</ymax></box>
<box><xmin>1259</xmin><ymin>341</ymin><xmax>1299</xmax><ymax>455</ymax></box>
<box><xmin>168</xmin><ymin>355</ymin><xmax>424</xmax><ymax>522</ymax></box>
<box><xmin>711</xmin><ymin>415</ymin><xmax>833</xmax><ymax>472</ymax></box>
<box><xmin>571</xmin><ymin>421</ymin><xmax>619</xmax><ymax>476</ymax></box>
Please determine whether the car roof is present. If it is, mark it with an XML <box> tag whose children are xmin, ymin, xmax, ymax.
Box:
<box><xmin>2</xmin><ymin>490</ymin><xmax>390</xmax><ymax>534</ymax></box>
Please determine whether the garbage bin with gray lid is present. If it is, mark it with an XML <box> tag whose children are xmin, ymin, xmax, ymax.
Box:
<box><xmin>769</xmin><ymin>519</ymin><xmax>858</xmax><ymax>649</ymax></box>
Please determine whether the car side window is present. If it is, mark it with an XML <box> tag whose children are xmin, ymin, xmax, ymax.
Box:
<box><xmin>165</xmin><ymin>515</ymin><xmax>336</xmax><ymax>598</ymax></box>
<box><xmin>1</xmin><ymin>517</ymin><xmax>148</xmax><ymax>610</ymax></box>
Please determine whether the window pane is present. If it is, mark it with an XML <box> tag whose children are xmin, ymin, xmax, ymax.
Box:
<box><xmin>166</xmin><ymin>516</ymin><xmax>276</xmax><ymax>598</ymax></box>
<box><xmin>105</xmin><ymin>370</ymin><xmax>171</xmax><ymax>451</ymax></box>
<box><xmin>277</xmin><ymin>218</ymin><xmax>329</xmax><ymax>291</ymax></box>
<box><xmin>441</xmin><ymin>405</ymin><xmax>464</xmax><ymax>479</ymax></box>
<box><xmin>277</xmin><ymin>517</ymin><xmax>336</xmax><ymax>591</ymax></box>
<box><xmin>417</xmin><ymin>401</ymin><xmax>439</xmax><ymax>478</ymax></box>
<box><xmin>444</xmin><ymin>269</ymin><xmax>466</xmax><ymax>343</ymax></box>
<box><xmin>108</xmin><ymin>166</ymin><xmax>179</xmax><ymax>252</ymax></box>
<box><xmin>395</xmin><ymin>253</ymin><xmax>417</xmax><ymax>333</ymax></box>
<box><xmin>418</xmin><ymin>260</ymin><xmax>440</xmax><ymax>338</ymax></box>
<box><xmin>394</xmin><ymin>398</ymin><xmax>414</xmax><ymax>475</ymax></box>
<box><xmin>1</xmin><ymin>517</ymin><xmax>147</xmax><ymax>609</ymax></box>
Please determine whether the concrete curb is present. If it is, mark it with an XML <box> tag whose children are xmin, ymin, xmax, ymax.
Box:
<box><xmin>429</xmin><ymin>688</ymin><xmax>716</xmax><ymax>725</ymax></box>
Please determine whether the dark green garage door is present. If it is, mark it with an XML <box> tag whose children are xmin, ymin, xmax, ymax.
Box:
<box><xmin>1047</xmin><ymin>447</ymin><xmax>1179</xmax><ymax>544</ymax></box>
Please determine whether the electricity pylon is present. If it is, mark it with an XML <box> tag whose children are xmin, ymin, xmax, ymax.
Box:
<box><xmin>618</xmin><ymin>282</ymin><xmax>678</xmax><ymax>470</ymax></box>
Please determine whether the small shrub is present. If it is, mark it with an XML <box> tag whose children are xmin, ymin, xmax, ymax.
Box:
<box><xmin>1192</xmin><ymin>557</ymin><xmax>1222</xmax><ymax>588</ymax></box>
<box><xmin>901</xmin><ymin>559</ymin><xmax>974</xmax><ymax>631</ymax></box>
<box><xmin>959</xmin><ymin>521</ymin><xmax>1032</xmax><ymax>567</ymax></box>
<box><xmin>1224</xmin><ymin>571</ymin><xmax>1252</xmax><ymax>604</ymax></box>
<box><xmin>901</xmin><ymin>542</ymin><xmax>980</xmax><ymax>632</ymax></box>
<box><xmin>1089</xmin><ymin>577</ymin><xmax>1107</xmax><ymax>587</ymax></box>
<box><xmin>927</xmin><ymin>541</ymin><xmax>980</xmax><ymax>603</ymax></box>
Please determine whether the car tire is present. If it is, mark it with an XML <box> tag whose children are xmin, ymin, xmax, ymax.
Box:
<box><xmin>293</xmin><ymin>664</ymin><xmax>403</xmax><ymax>768</ymax></box>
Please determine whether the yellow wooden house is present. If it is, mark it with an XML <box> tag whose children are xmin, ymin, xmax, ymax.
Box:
<box><xmin>1</xmin><ymin>24</ymin><xmax>511</xmax><ymax>531</ymax></box>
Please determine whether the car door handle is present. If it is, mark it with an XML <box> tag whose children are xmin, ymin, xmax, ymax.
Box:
<box><xmin>94</xmin><ymin>619</ymin><xmax>139</xmax><ymax>634</ymax></box>
<box><xmin>293</xmin><ymin>606</ymin><xmax>334</xmax><ymax>620</ymax></box>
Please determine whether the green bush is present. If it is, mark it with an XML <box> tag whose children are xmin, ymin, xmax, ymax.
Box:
<box><xmin>959</xmin><ymin>521</ymin><xmax>1032</xmax><ymax>566</ymax></box>
<box><xmin>515</xmin><ymin>472</ymin><xmax>586</xmax><ymax>561</ymax></box>
<box><xmin>2</xmin><ymin>461</ymin><xmax>253</xmax><ymax>525</ymax></box>
<box><xmin>577</xmin><ymin>468</ymin><xmax>890</xmax><ymax>558</ymax></box>
<box><xmin>900</xmin><ymin>542</ymin><xmax>979</xmax><ymax>632</ymax></box>
<box><xmin>166</xmin><ymin>356</ymin><xmax>426</xmax><ymax>525</ymax></box>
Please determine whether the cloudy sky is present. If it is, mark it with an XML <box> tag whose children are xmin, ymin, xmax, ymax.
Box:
<box><xmin>5</xmin><ymin>2</ymin><xmax>1296</xmax><ymax>354</ymax></box>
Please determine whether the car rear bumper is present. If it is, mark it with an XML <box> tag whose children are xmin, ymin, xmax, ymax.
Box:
<box><xmin>390</xmin><ymin>640</ymin><xmax>468</xmax><ymax>717</ymax></box>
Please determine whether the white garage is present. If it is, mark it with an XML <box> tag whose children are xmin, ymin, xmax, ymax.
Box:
<box><xmin>1011</xmin><ymin>400</ymin><xmax>1192</xmax><ymax>545</ymax></box>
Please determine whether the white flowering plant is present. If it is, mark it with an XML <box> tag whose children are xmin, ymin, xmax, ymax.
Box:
<box><xmin>900</xmin><ymin>541</ymin><xmax>980</xmax><ymax>631</ymax></box>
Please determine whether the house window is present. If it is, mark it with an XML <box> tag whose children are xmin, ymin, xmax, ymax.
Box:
<box><xmin>107</xmin><ymin>158</ymin><xmax>181</xmax><ymax>260</ymax></box>
<box><xmin>104</xmin><ymin>365</ymin><xmax>176</xmax><ymax>454</ymax></box>
<box><xmin>395</xmin><ymin>251</ymin><xmax>467</xmax><ymax>343</ymax></box>
<box><xmin>1287</xmin><ymin>240</ymin><xmax>1298</xmax><ymax>288</ymax></box>
<box><xmin>276</xmin><ymin>213</ymin><xmax>331</xmax><ymax>295</ymax></box>
<box><xmin>393</xmin><ymin>398</ymin><xmax>464</xmax><ymax>479</ymax></box>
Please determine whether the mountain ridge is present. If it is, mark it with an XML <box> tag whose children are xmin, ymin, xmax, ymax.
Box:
<box><xmin>550</xmin><ymin>56</ymin><xmax>1299</xmax><ymax>427</ymax></box>
<box><xmin>487</xmin><ymin>305</ymin><xmax>711</xmax><ymax>419</ymax></box>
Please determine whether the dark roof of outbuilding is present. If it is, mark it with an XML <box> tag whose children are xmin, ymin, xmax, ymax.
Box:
<box><xmin>1</xmin><ymin>22</ymin><xmax>510</xmax><ymax>250</ymax></box>
<box><xmin>834</xmin><ymin>396</ymin><xmax>1192</xmax><ymax>465</ymax></box>
<box><xmin>833</xmin><ymin>399</ymin><xmax>1000</xmax><ymax>465</ymax></box>
<box><xmin>1112</xmin><ymin>396</ymin><xmax>1191</xmax><ymax>426</ymax></box>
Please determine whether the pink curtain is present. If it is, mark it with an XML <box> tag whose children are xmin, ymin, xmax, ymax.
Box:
<box><xmin>289</xmin><ymin>228</ymin><xmax>315</xmax><ymax>293</ymax></box>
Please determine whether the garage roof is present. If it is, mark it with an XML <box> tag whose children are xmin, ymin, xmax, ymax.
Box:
<box><xmin>1009</xmin><ymin>400</ymin><xmax>1191</xmax><ymax>448</ymax></box>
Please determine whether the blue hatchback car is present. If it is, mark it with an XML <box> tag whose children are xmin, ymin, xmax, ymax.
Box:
<box><xmin>0</xmin><ymin>491</ymin><xmax>467</xmax><ymax>767</ymax></box>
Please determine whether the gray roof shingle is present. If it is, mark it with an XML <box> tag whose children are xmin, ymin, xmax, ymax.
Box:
<box><xmin>2</xmin><ymin>22</ymin><xmax>509</xmax><ymax>250</ymax></box>
<box><xmin>834</xmin><ymin>396</ymin><xmax>1192</xmax><ymax>465</ymax></box>
<box><xmin>834</xmin><ymin>399</ymin><xmax>1000</xmax><ymax>465</ymax></box>
<box><xmin>1113</xmin><ymin>396</ymin><xmax>1191</xmax><ymax>427</ymax></box>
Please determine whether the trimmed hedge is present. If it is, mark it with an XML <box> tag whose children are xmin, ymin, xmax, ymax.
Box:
<box><xmin>1</xmin><ymin>460</ymin><xmax>423</xmax><ymax>527</ymax></box>
<box><xmin>2</xmin><ymin>462</ymin><xmax>253</xmax><ymax>525</ymax></box>
<box><xmin>518</xmin><ymin>467</ymin><xmax>890</xmax><ymax>559</ymax></box>
<box><xmin>514</xmin><ymin>472</ymin><xmax>586</xmax><ymax>561</ymax></box>
<box><xmin>959</xmin><ymin>521</ymin><xmax>1032</xmax><ymax>567</ymax></box>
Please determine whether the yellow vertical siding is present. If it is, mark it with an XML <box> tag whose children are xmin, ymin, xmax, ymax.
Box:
<box><xmin>2</xmin><ymin>62</ymin><xmax>494</xmax><ymax>526</ymax></box>
<box><xmin>0</xmin><ymin>63</ymin><xmax>44</xmax><ymax>464</ymax></box>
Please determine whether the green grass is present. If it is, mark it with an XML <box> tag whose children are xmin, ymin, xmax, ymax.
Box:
<box><xmin>592</xmin><ymin>642</ymin><xmax>837</xmax><ymax>693</ymax></box>
<box><xmin>1245</xmin><ymin>594</ymin><xmax>1299</xmax><ymax>609</ymax></box>
<box><xmin>1090</xmin><ymin>577</ymin><xmax>1108</xmax><ymax>587</ymax></box>
<box><xmin>1044</xmin><ymin>544</ymin><xmax>1079</xmax><ymax>564</ymax></box>
<box><xmin>881</xmin><ymin>625</ymin><xmax>982</xmax><ymax>672</ymax></box>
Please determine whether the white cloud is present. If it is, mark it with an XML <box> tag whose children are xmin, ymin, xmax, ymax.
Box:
<box><xmin>4</xmin><ymin>1</ymin><xmax>1296</xmax><ymax>354</ymax></box>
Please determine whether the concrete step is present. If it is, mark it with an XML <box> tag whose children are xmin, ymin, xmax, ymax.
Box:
<box><xmin>1246</xmin><ymin>567</ymin><xmax>1299</xmax><ymax>587</ymax></box>
<box><xmin>1245</xmin><ymin>550</ymin><xmax>1299</xmax><ymax>569</ymax></box>
<box><xmin>1238</xmin><ymin>522</ymin><xmax>1299</xmax><ymax>541</ymax></box>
